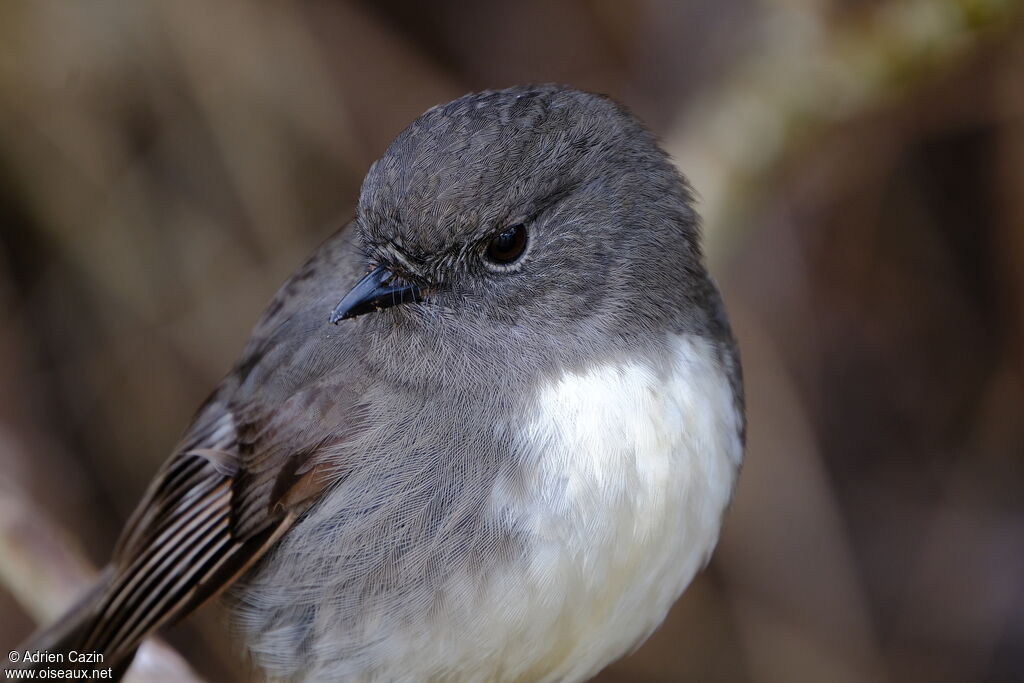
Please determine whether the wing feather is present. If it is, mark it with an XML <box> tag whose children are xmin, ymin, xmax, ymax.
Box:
<box><xmin>38</xmin><ymin>402</ymin><xmax>312</xmax><ymax>672</ymax></box>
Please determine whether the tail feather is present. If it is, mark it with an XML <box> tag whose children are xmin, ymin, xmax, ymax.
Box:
<box><xmin>15</xmin><ymin>568</ymin><xmax>137</xmax><ymax>679</ymax></box>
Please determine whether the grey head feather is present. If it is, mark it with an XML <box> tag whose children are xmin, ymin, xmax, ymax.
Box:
<box><xmin>225</xmin><ymin>83</ymin><xmax>741</xmax><ymax>434</ymax></box>
<box><xmin>347</xmin><ymin>85</ymin><xmax>726</xmax><ymax>395</ymax></box>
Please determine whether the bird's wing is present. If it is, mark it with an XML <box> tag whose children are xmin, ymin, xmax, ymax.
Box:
<box><xmin>29</xmin><ymin>397</ymin><xmax>335</xmax><ymax>671</ymax></box>
<box><xmin>22</xmin><ymin>225</ymin><xmax>362</xmax><ymax>673</ymax></box>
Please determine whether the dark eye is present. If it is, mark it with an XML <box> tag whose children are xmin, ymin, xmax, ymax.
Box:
<box><xmin>485</xmin><ymin>224</ymin><xmax>528</xmax><ymax>265</ymax></box>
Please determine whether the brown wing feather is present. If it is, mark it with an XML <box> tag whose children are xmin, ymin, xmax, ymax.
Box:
<box><xmin>73</xmin><ymin>459</ymin><xmax>290</xmax><ymax>668</ymax></box>
<box><xmin>22</xmin><ymin>398</ymin><xmax>330</xmax><ymax>675</ymax></box>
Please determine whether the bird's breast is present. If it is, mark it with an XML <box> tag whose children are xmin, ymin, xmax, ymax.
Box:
<box><xmin>480</xmin><ymin>332</ymin><xmax>743</xmax><ymax>681</ymax></box>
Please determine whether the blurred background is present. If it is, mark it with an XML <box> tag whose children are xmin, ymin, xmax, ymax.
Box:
<box><xmin>1</xmin><ymin>1</ymin><xmax>1022</xmax><ymax>681</ymax></box>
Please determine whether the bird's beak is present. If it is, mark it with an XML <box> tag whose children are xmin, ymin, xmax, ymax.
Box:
<box><xmin>329</xmin><ymin>266</ymin><xmax>422</xmax><ymax>323</ymax></box>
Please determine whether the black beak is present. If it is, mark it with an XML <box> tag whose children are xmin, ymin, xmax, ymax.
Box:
<box><xmin>329</xmin><ymin>267</ymin><xmax>422</xmax><ymax>323</ymax></box>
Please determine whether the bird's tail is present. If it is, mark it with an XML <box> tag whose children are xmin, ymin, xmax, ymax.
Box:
<box><xmin>13</xmin><ymin>568</ymin><xmax>137</xmax><ymax>680</ymax></box>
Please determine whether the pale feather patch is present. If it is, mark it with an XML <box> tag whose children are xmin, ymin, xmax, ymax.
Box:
<box><xmin>472</xmin><ymin>333</ymin><xmax>742</xmax><ymax>682</ymax></box>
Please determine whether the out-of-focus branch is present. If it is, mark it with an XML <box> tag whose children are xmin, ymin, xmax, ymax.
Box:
<box><xmin>667</xmin><ymin>0</ymin><xmax>1023</xmax><ymax>263</ymax></box>
<box><xmin>0</xmin><ymin>483</ymin><xmax>95</xmax><ymax>624</ymax></box>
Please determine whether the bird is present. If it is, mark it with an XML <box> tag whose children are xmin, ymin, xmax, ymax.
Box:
<box><xmin>17</xmin><ymin>85</ymin><xmax>745</xmax><ymax>682</ymax></box>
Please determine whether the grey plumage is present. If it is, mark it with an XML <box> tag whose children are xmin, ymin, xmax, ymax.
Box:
<box><xmin>19</xmin><ymin>85</ymin><xmax>744</xmax><ymax>682</ymax></box>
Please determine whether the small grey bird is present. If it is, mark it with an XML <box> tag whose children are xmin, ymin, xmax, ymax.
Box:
<box><xmin>21</xmin><ymin>85</ymin><xmax>744</xmax><ymax>682</ymax></box>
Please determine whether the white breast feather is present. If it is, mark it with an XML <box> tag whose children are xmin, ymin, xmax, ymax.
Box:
<box><xmin>453</xmin><ymin>332</ymin><xmax>742</xmax><ymax>682</ymax></box>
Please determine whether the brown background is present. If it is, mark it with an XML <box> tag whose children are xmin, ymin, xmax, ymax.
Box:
<box><xmin>1</xmin><ymin>1</ymin><xmax>1023</xmax><ymax>681</ymax></box>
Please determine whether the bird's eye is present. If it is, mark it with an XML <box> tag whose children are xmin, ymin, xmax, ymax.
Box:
<box><xmin>485</xmin><ymin>224</ymin><xmax>528</xmax><ymax>265</ymax></box>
